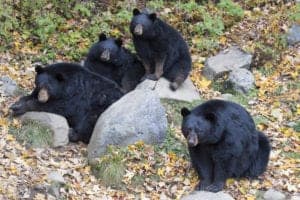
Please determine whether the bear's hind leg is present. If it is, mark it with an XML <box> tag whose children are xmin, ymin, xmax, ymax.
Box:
<box><xmin>164</xmin><ymin>58</ymin><xmax>190</xmax><ymax>91</ymax></box>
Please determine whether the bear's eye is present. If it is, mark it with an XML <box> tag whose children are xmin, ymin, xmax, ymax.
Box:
<box><xmin>55</xmin><ymin>73</ymin><xmax>65</xmax><ymax>82</ymax></box>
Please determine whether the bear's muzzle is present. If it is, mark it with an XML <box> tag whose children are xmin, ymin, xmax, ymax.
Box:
<box><xmin>134</xmin><ymin>24</ymin><xmax>143</xmax><ymax>35</ymax></box>
<box><xmin>38</xmin><ymin>88</ymin><xmax>49</xmax><ymax>103</ymax></box>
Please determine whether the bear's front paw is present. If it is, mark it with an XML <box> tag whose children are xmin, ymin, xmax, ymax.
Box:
<box><xmin>195</xmin><ymin>180</ymin><xmax>211</xmax><ymax>191</ymax></box>
<box><xmin>169</xmin><ymin>82</ymin><xmax>179</xmax><ymax>91</ymax></box>
<box><xmin>205</xmin><ymin>182</ymin><xmax>224</xmax><ymax>193</ymax></box>
<box><xmin>144</xmin><ymin>74</ymin><xmax>158</xmax><ymax>81</ymax></box>
<box><xmin>68</xmin><ymin>128</ymin><xmax>80</xmax><ymax>143</ymax></box>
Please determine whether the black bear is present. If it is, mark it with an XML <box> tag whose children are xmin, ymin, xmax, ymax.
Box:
<box><xmin>181</xmin><ymin>99</ymin><xmax>271</xmax><ymax>192</ymax></box>
<box><xmin>84</xmin><ymin>34</ymin><xmax>145</xmax><ymax>92</ymax></box>
<box><xmin>130</xmin><ymin>8</ymin><xmax>192</xmax><ymax>91</ymax></box>
<box><xmin>10</xmin><ymin>63</ymin><xmax>124</xmax><ymax>144</ymax></box>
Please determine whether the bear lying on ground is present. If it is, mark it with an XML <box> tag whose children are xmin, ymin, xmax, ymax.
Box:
<box><xmin>130</xmin><ymin>8</ymin><xmax>192</xmax><ymax>91</ymax></box>
<box><xmin>84</xmin><ymin>33</ymin><xmax>145</xmax><ymax>92</ymax></box>
<box><xmin>10</xmin><ymin>63</ymin><xmax>124</xmax><ymax>144</ymax></box>
<box><xmin>181</xmin><ymin>99</ymin><xmax>271</xmax><ymax>192</ymax></box>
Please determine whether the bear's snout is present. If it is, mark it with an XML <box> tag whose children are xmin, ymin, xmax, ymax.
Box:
<box><xmin>187</xmin><ymin>132</ymin><xmax>199</xmax><ymax>147</ymax></box>
<box><xmin>38</xmin><ymin>88</ymin><xmax>49</xmax><ymax>103</ymax></box>
<box><xmin>101</xmin><ymin>49</ymin><xmax>110</xmax><ymax>61</ymax></box>
<box><xmin>134</xmin><ymin>24</ymin><xmax>143</xmax><ymax>35</ymax></box>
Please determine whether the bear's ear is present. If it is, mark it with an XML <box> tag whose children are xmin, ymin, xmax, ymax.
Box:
<box><xmin>35</xmin><ymin>65</ymin><xmax>44</xmax><ymax>74</ymax></box>
<box><xmin>149</xmin><ymin>13</ymin><xmax>157</xmax><ymax>21</ymax></box>
<box><xmin>115</xmin><ymin>38</ymin><xmax>123</xmax><ymax>47</ymax></box>
<box><xmin>98</xmin><ymin>33</ymin><xmax>107</xmax><ymax>42</ymax></box>
<box><xmin>204</xmin><ymin>112</ymin><xmax>216</xmax><ymax>122</ymax></box>
<box><xmin>133</xmin><ymin>8</ymin><xmax>140</xmax><ymax>16</ymax></box>
<box><xmin>55</xmin><ymin>73</ymin><xmax>65</xmax><ymax>82</ymax></box>
<box><xmin>181</xmin><ymin>107</ymin><xmax>191</xmax><ymax>117</ymax></box>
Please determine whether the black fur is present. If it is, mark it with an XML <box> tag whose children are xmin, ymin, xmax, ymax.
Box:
<box><xmin>130</xmin><ymin>9</ymin><xmax>192</xmax><ymax>91</ymax></box>
<box><xmin>10</xmin><ymin>63</ymin><xmax>124</xmax><ymax>144</ymax></box>
<box><xmin>181</xmin><ymin>99</ymin><xmax>271</xmax><ymax>192</ymax></box>
<box><xmin>84</xmin><ymin>34</ymin><xmax>145</xmax><ymax>92</ymax></box>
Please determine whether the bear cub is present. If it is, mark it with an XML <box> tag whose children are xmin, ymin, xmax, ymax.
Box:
<box><xmin>181</xmin><ymin>99</ymin><xmax>271</xmax><ymax>192</ymax></box>
<box><xmin>10</xmin><ymin>63</ymin><xmax>124</xmax><ymax>144</ymax></box>
<box><xmin>84</xmin><ymin>33</ymin><xmax>145</xmax><ymax>92</ymax></box>
<box><xmin>130</xmin><ymin>8</ymin><xmax>192</xmax><ymax>91</ymax></box>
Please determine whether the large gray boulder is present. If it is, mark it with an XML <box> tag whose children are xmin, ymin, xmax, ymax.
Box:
<box><xmin>136</xmin><ymin>78</ymin><xmax>200</xmax><ymax>102</ymax></box>
<box><xmin>228</xmin><ymin>68</ymin><xmax>255</xmax><ymax>94</ymax></box>
<box><xmin>203</xmin><ymin>46</ymin><xmax>253</xmax><ymax>80</ymax></box>
<box><xmin>21</xmin><ymin>112</ymin><xmax>69</xmax><ymax>147</ymax></box>
<box><xmin>287</xmin><ymin>25</ymin><xmax>300</xmax><ymax>46</ymax></box>
<box><xmin>87</xmin><ymin>87</ymin><xmax>167</xmax><ymax>164</ymax></box>
<box><xmin>0</xmin><ymin>76</ymin><xmax>18</xmax><ymax>96</ymax></box>
<box><xmin>181</xmin><ymin>191</ymin><xmax>234</xmax><ymax>200</ymax></box>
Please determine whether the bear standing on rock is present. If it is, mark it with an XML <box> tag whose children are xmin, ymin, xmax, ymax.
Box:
<box><xmin>10</xmin><ymin>63</ymin><xmax>124</xmax><ymax>144</ymax></box>
<box><xmin>181</xmin><ymin>99</ymin><xmax>271</xmax><ymax>192</ymax></box>
<box><xmin>84</xmin><ymin>33</ymin><xmax>145</xmax><ymax>92</ymax></box>
<box><xmin>130</xmin><ymin>8</ymin><xmax>192</xmax><ymax>91</ymax></box>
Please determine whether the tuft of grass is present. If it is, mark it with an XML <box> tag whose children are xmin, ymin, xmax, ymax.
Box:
<box><xmin>292</xmin><ymin>121</ymin><xmax>300</xmax><ymax>132</ymax></box>
<box><xmin>282</xmin><ymin>152</ymin><xmax>300</xmax><ymax>160</ymax></box>
<box><xmin>161</xmin><ymin>99</ymin><xmax>203</xmax><ymax>126</ymax></box>
<box><xmin>289</xmin><ymin>3</ymin><xmax>300</xmax><ymax>23</ymax></box>
<box><xmin>131</xmin><ymin>175</ymin><xmax>145</xmax><ymax>188</ymax></box>
<box><xmin>94</xmin><ymin>146</ymin><xmax>126</xmax><ymax>188</ymax></box>
<box><xmin>9</xmin><ymin>120</ymin><xmax>52</xmax><ymax>148</ymax></box>
<box><xmin>218</xmin><ymin>0</ymin><xmax>244</xmax><ymax>27</ymax></box>
<box><xmin>148</xmin><ymin>0</ymin><xmax>165</xmax><ymax>10</ymax></box>
<box><xmin>155</xmin><ymin>127</ymin><xmax>189</xmax><ymax>158</ymax></box>
<box><xmin>253</xmin><ymin>115</ymin><xmax>269</xmax><ymax>126</ymax></box>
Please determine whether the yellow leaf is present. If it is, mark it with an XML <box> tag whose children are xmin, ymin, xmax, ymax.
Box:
<box><xmin>219</xmin><ymin>36</ymin><xmax>227</xmax><ymax>45</ymax></box>
<box><xmin>226</xmin><ymin>178</ymin><xmax>235</xmax><ymax>185</ymax></box>
<box><xmin>198</xmin><ymin>77</ymin><xmax>211</xmax><ymax>88</ymax></box>
<box><xmin>157</xmin><ymin>168</ymin><xmax>165</xmax><ymax>177</ymax></box>
<box><xmin>6</xmin><ymin>134</ymin><xmax>15</xmax><ymax>141</ymax></box>
<box><xmin>246</xmin><ymin>195</ymin><xmax>256</xmax><ymax>200</ymax></box>
<box><xmin>110</xmin><ymin>28</ymin><xmax>120</xmax><ymax>36</ymax></box>
<box><xmin>297</xmin><ymin>105</ymin><xmax>300</xmax><ymax>115</ymax></box>
<box><xmin>238</xmin><ymin>186</ymin><xmax>247</xmax><ymax>194</ymax></box>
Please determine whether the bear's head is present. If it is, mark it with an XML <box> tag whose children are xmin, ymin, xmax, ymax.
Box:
<box><xmin>181</xmin><ymin>107</ymin><xmax>220</xmax><ymax>146</ymax></box>
<box><xmin>130</xmin><ymin>8</ymin><xmax>158</xmax><ymax>38</ymax></box>
<box><xmin>87</xmin><ymin>33</ymin><xmax>123</xmax><ymax>64</ymax></box>
<box><xmin>34</xmin><ymin>65</ymin><xmax>65</xmax><ymax>103</ymax></box>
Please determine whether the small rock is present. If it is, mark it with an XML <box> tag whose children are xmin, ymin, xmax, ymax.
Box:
<box><xmin>287</xmin><ymin>121</ymin><xmax>296</xmax><ymax>128</ymax></box>
<box><xmin>137</xmin><ymin>78</ymin><xmax>201</xmax><ymax>102</ymax></box>
<box><xmin>181</xmin><ymin>191</ymin><xmax>234</xmax><ymax>200</ymax></box>
<box><xmin>47</xmin><ymin>171</ymin><xmax>65</xmax><ymax>185</ymax></box>
<box><xmin>21</xmin><ymin>112</ymin><xmax>69</xmax><ymax>147</ymax></box>
<box><xmin>228</xmin><ymin>68</ymin><xmax>255</xmax><ymax>94</ymax></box>
<box><xmin>203</xmin><ymin>46</ymin><xmax>253</xmax><ymax>80</ymax></box>
<box><xmin>0</xmin><ymin>76</ymin><xmax>18</xmax><ymax>96</ymax></box>
<box><xmin>287</xmin><ymin>25</ymin><xmax>300</xmax><ymax>45</ymax></box>
<box><xmin>271</xmin><ymin>109</ymin><xmax>283</xmax><ymax>122</ymax></box>
<box><xmin>219</xmin><ymin>93</ymin><xmax>234</xmax><ymax>101</ymax></box>
<box><xmin>263</xmin><ymin>189</ymin><xmax>286</xmax><ymax>200</ymax></box>
<box><xmin>87</xmin><ymin>86</ymin><xmax>167</xmax><ymax>164</ymax></box>
<box><xmin>291</xmin><ymin>194</ymin><xmax>300</xmax><ymax>200</ymax></box>
<box><xmin>248</xmin><ymin>99</ymin><xmax>257</xmax><ymax>105</ymax></box>
<box><xmin>48</xmin><ymin>184</ymin><xmax>60</xmax><ymax>199</ymax></box>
